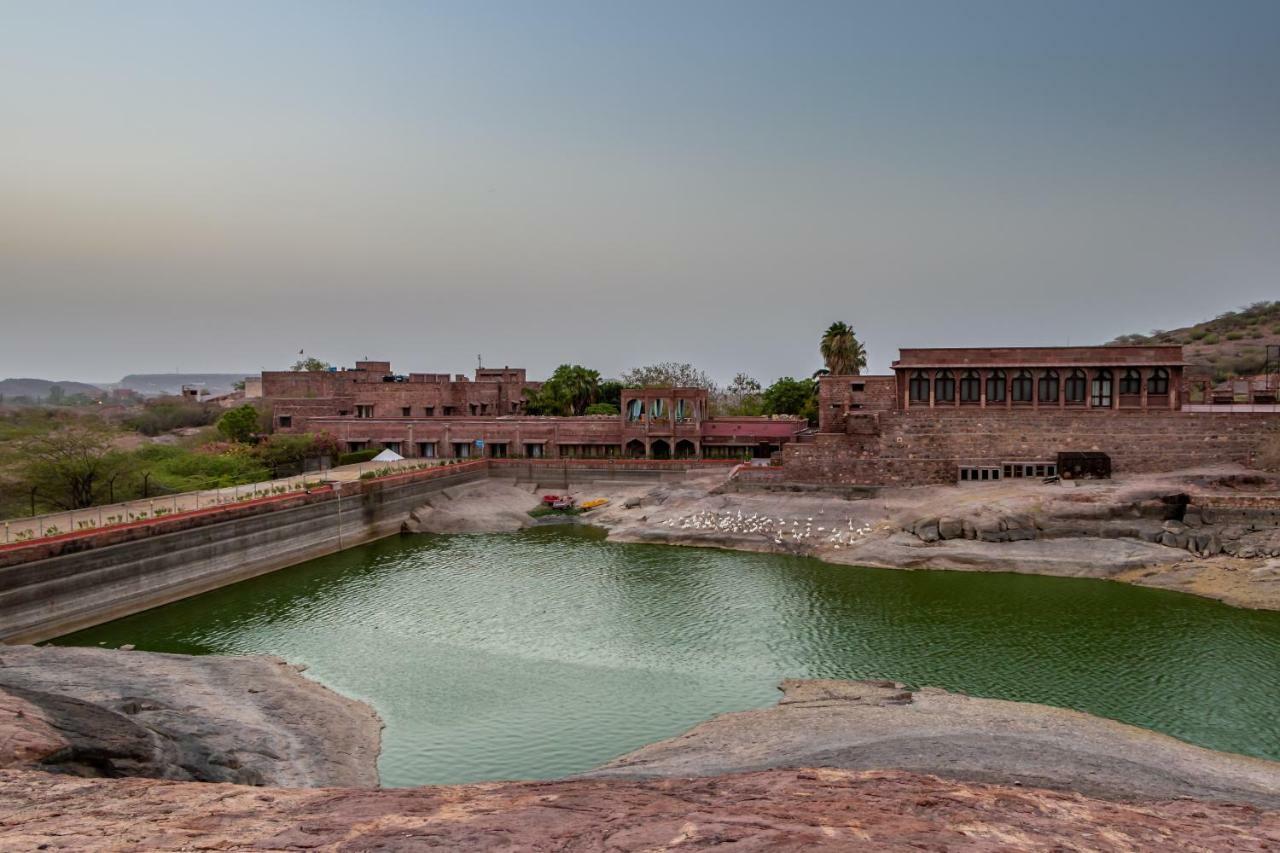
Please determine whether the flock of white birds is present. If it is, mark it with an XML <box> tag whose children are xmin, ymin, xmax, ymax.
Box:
<box><xmin>660</xmin><ymin>508</ymin><xmax>873</xmax><ymax>549</ymax></box>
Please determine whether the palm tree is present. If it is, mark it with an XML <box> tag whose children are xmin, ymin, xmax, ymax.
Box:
<box><xmin>819</xmin><ymin>322</ymin><xmax>867</xmax><ymax>375</ymax></box>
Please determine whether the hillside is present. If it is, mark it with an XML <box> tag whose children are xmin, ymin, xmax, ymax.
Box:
<box><xmin>117</xmin><ymin>373</ymin><xmax>253</xmax><ymax>397</ymax></box>
<box><xmin>1109</xmin><ymin>300</ymin><xmax>1280</xmax><ymax>381</ymax></box>
<box><xmin>0</xmin><ymin>378</ymin><xmax>104</xmax><ymax>401</ymax></box>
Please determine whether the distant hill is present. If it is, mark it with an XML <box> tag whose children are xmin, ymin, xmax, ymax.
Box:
<box><xmin>0</xmin><ymin>378</ymin><xmax>105</xmax><ymax>401</ymax></box>
<box><xmin>1108</xmin><ymin>301</ymin><xmax>1280</xmax><ymax>381</ymax></box>
<box><xmin>116</xmin><ymin>373</ymin><xmax>254</xmax><ymax>397</ymax></box>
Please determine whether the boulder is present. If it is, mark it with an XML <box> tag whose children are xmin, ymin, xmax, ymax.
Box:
<box><xmin>938</xmin><ymin>518</ymin><xmax>964</xmax><ymax>540</ymax></box>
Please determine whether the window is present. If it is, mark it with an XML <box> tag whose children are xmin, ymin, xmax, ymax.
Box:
<box><xmin>650</xmin><ymin>399</ymin><xmax>668</xmax><ymax>419</ymax></box>
<box><xmin>488</xmin><ymin>442</ymin><xmax>508</xmax><ymax>458</ymax></box>
<box><xmin>381</xmin><ymin>442</ymin><xmax>401</xmax><ymax>454</ymax></box>
<box><xmin>401</xmin><ymin>406</ymin><xmax>411</xmax><ymax>417</ymax></box>
<box><xmin>417</xmin><ymin>442</ymin><xmax>437</xmax><ymax>458</ymax></box>
<box><xmin>470</xmin><ymin>404</ymin><xmax>479</xmax><ymax>416</ymax></box>
<box><xmin>986</xmin><ymin>370</ymin><xmax>1006</xmax><ymax>403</ymax></box>
<box><xmin>1091</xmin><ymin>368</ymin><xmax>1113</xmax><ymax>408</ymax></box>
<box><xmin>934</xmin><ymin>370</ymin><xmax>955</xmax><ymax>403</ymax></box>
<box><xmin>277</xmin><ymin>415</ymin><xmax>292</xmax><ymax>428</ymax></box>
<box><xmin>1011</xmin><ymin>371</ymin><xmax>1033</xmax><ymax>402</ymax></box>
<box><xmin>452</xmin><ymin>442</ymin><xmax>471</xmax><ymax>458</ymax></box>
<box><xmin>424</xmin><ymin>406</ymin><xmax>435</xmax><ymax>417</ymax></box>
<box><xmin>850</xmin><ymin>382</ymin><xmax>865</xmax><ymax>392</ymax></box>
<box><xmin>1120</xmin><ymin>369</ymin><xmax>1141</xmax><ymax>395</ymax></box>
<box><xmin>1039</xmin><ymin>370</ymin><xmax>1059</xmax><ymax>404</ymax></box>
<box><xmin>959</xmin><ymin>370</ymin><xmax>981</xmax><ymax>403</ymax></box>
<box><xmin>524</xmin><ymin>443</ymin><xmax>544</xmax><ymax>458</ymax></box>
<box><xmin>1149</xmin><ymin>368</ymin><xmax>1169</xmax><ymax>395</ymax></box>
<box><xmin>442</xmin><ymin>406</ymin><xmax>456</xmax><ymax>416</ymax></box>
<box><xmin>1065</xmin><ymin>369</ymin><xmax>1087</xmax><ymax>404</ymax></box>
<box><xmin>626</xmin><ymin>399</ymin><xmax>644</xmax><ymax>421</ymax></box>
<box><xmin>355</xmin><ymin>405</ymin><xmax>374</xmax><ymax>418</ymax></box>
<box><xmin>347</xmin><ymin>441</ymin><xmax>367</xmax><ymax>451</ymax></box>
<box><xmin>908</xmin><ymin>371</ymin><xmax>930</xmax><ymax>403</ymax></box>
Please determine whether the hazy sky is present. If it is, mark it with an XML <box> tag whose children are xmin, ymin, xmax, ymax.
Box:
<box><xmin>3</xmin><ymin>1</ymin><xmax>1279</xmax><ymax>383</ymax></box>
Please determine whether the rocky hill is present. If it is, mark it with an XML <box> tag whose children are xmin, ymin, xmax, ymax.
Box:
<box><xmin>0</xmin><ymin>378</ymin><xmax>104</xmax><ymax>401</ymax></box>
<box><xmin>1109</xmin><ymin>300</ymin><xmax>1280</xmax><ymax>381</ymax></box>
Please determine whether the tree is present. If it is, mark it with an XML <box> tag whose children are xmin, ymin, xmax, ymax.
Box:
<box><xmin>597</xmin><ymin>380</ymin><xmax>623</xmax><ymax>410</ymax></box>
<box><xmin>762</xmin><ymin>377</ymin><xmax>818</xmax><ymax>424</ymax></box>
<box><xmin>20</xmin><ymin>424</ymin><xmax>130</xmax><ymax>510</ymax></box>
<box><xmin>717</xmin><ymin>373</ymin><xmax>764</xmax><ymax>416</ymax></box>
<box><xmin>46</xmin><ymin>385</ymin><xmax>65</xmax><ymax>404</ymax></box>
<box><xmin>620</xmin><ymin>362</ymin><xmax>717</xmax><ymax>391</ymax></box>
<box><xmin>584</xmin><ymin>402</ymin><xmax>619</xmax><ymax>416</ymax></box>
<box><xmin>217</xmin><ymin>404</ymin><xmax>261</xmax><ymax>443</ymax></box>
<box><xmin>819</xmin><ymin>322</ymin><xmax>867</xmax><ymax>375</ymax></box>
<box><xmin>290</xmin><ymin>357</ymin><xmax>332</xmax><ymax>372</ymax></box>
<box><xmin>525</xmin><ymin>365</ymin><xmax>601</xmax><ymax>416</ymax></box>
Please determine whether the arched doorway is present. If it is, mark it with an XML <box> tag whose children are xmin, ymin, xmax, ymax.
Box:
<box><xmin>674</xmin><ymin>439</ymin><xmax>697</xmax><ymax>459</ymax></box>
<box><xmin>650</xmin><ymin>439</ymin><xmax>671</xmax><ymax>460</ymax></box>
<box><xmin>625</xmin><ymin>439</ymin><xmax>646</xmax><ymax>458</ymax></box>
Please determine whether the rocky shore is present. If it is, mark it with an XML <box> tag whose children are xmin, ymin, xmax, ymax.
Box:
<box><xmin>403</xmin><ymin>466</ymin><xmax>1280</xmax><ymax>610</ymax></box>
<box><xmin>0</xmin><ymin>644</ymin><xmax>381</xmax><ymax>788</ymax></box>
<box><xmin>1</xmin><ymin>650</ymin><xmax>1277</xmax><ymax>850</ymax></box>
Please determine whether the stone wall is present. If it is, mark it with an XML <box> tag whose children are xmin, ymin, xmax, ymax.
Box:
<box><xmin>784</xmin><ymin>410</ymin><xmax>1276</xmax><ymax>485</ymax></box>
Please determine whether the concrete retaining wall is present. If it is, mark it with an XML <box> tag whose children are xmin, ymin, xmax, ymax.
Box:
<box><xmin>0</xmin><ymin>459</ymin><xmax>724</xmax><ymax>644</ymax></box>
<box><xmin>0</xmin><ymin>466</ymin><xmax>488</xmax><ymax>644</ymax></box>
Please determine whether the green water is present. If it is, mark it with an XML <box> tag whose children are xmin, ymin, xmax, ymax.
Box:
<box><xmin>55</xmin><ymin>527</ymin><xmax>1280</xmax><ymax>787</ymax></box>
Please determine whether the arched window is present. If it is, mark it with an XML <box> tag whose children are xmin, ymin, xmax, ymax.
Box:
<box><xmin>1064</xmin><ymin>369</ymin><xmax>1087</xmax><ymax>403</ymax></box>
<box><xmin>986</xmin><ymin>370</ymin><xmax>1006</xmax><ymax>403</ymax></box>
<box><xmin>935</xmin><ymin>370</ymin><xmax>955</xmax><ymax>403</ymax></box>
<box><xmin>908</xmin><ymin>370</ymin><xmax>930</xmax><ymax>403</ymax></box>
<box><xmin>1091</xmin><ymin>368</ymin><xmax>1113</xmax><ymax>408</ymax></box>
<box><xmin>1039</xmin><ymin>370</ymin><xmax>1059</xmax><ymax>404</ymax></box>
<box><xmin>626</xmin><ymin>399</ymin><xmax>644</xmax><ymax>421</ymax></box>
<box><xmin>650</xmin><ymin>398</ymin><xmax>668</xmax><ymax>419</ymax></box>
<box><xmin>1011</xmin><ymin>370</ymin><xmax>1034</xmax><ymax>402</ymax></box>
<box><xmin>1120</xmin><ymin>369</ymin><xmax>1142</xmax><ymax>396</ymax></box>
<box><xmin>1148</xmin><ymin>368</ymin><xmax>1169</xmax><ymax>395</ymax></box>
<box><xmin>959</xmin><ymin>370</ymin><xmax>981</xmax><ymax>403</ymax></box>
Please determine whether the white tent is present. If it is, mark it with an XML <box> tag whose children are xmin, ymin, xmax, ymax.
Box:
<box><xmin>371</xmin><ymin>448</ymin><xmax>404</xmax><ymax>462</ymax></box>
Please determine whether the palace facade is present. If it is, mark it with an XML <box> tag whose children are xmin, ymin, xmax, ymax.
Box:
<box><xmin>263</xmin><ymin>361</ymin><xmax>805</xmax><ymax>460</ymax></box>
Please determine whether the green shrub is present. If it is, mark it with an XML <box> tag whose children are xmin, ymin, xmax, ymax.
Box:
<box><xmin>1190</xmin><ymin>329</ymin><xmax>1208</xmax><ymax>340</ymax></box>
<box><xmin>1202</xmin><ymin>334</ymin><xmax>1219</xmax><ymax>344</ymax></box>
<box><xmin>338</xmin><ymin>449</ymin><xmax>381</xmax><ymax>465</ymax></box>
<box><xmin>1226</xmin><ymin>331</ymin><xmax>1245</xmax><ymax>341</ymax></box>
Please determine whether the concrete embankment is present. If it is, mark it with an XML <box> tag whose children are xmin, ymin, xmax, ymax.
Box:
<box><xmin>0</xmin><ymin>460</ymin><xmax>722</xmax><ymax>644</ymax></box>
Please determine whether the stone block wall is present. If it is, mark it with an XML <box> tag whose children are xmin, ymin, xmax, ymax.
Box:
<box><xmin>783</xmin><ymin>410</ymin><xmax>1276</xmax><ymax>485</ymax></box>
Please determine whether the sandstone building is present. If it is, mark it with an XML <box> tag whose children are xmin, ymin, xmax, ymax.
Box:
<box><xmin>263</xmin><ymin>361</ymin><xmax>805</xmax><ymax>460</ymax></box>
<box><xmin>799</xmin><ymin>345</ymin><xmax>1271</xmax><ymax>485</ymax></box>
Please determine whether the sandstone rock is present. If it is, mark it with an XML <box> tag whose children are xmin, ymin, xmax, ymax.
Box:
<box><xmin>0</xmin><ymin>645</ymin><xmax>381</xmax><ymax>788</ymax></box>
<box><xmin>914</xmin><ymin>517</ymin><xmax>940</xmax><ymax>543</ymax></box>
<box><xmin>937</xmin><ymin>517</ymin><xmax>964</xmax><ymax>540</ymax></box>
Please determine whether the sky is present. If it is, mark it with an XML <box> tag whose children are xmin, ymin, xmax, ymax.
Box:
<box><xmin>2</xmin><ymin>1</ymin><xmax>1279</xmax><ymax>384</ymax></box>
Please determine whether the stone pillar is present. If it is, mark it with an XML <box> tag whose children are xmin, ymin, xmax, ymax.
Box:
<box><xmin>979</xmin><ymin>370</ymin><xmax>987</xmax><ymax>408</ymax></box>
<box><xmin>1058</xmin><ymin>369</ymin><xmax>1065</xmax><ymax>408</ymax></box>
<box><xmin>929</xmin><ymin>374</ymin><xmax>935</xmax><ymax>409</ymax></box>
<box><xmin>1140</xmin><ymin>369</ymin><xmax>1149</xmax><ymax>410</ymax></box>
<box><xmin>1085</xmin><ymin>369</ymin><xmax>1093</xmax><ymax>409</ymax></box>
<box><xmin>1033</xmin><ymin>370</ymin><xmax>1040</xmax><ymax>410</ymax></box>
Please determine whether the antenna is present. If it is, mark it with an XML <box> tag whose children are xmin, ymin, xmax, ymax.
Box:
<box><xmin>477</xmin><ymin>354</ymin><xmax>483</xmax><ymax>370</ymax></box>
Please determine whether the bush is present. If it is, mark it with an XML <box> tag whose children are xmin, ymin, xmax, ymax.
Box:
<box><xmin>338</xmin><ymin>448</ymin><xmax>381</xmax><ymax>465</ymax></box>
<box><xmin>125</xmin><ymin>400</ymin><xmax>219</xmax><ymax>436</ymax></box>
<box><xmin>1226</xmin><ymin>331</ymin><xmax>1245</xmax><ymax>341</ymax></box>
<box><xmin>1203</xmin><ymin>334</ymin><xmax>1220</xmax><ymax>345</ymax></box>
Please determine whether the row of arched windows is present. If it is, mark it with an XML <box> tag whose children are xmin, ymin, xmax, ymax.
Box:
<box><xmin>908</xmin><ymin>368</ymin><xmax>1169</xmax><ymax>405</ymax></box>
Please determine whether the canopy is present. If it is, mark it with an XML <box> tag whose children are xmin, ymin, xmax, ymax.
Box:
<box><xmin>371</xmin><ymin>448</ymin><xmax>404</xmax><ymax>462</ymax></box>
